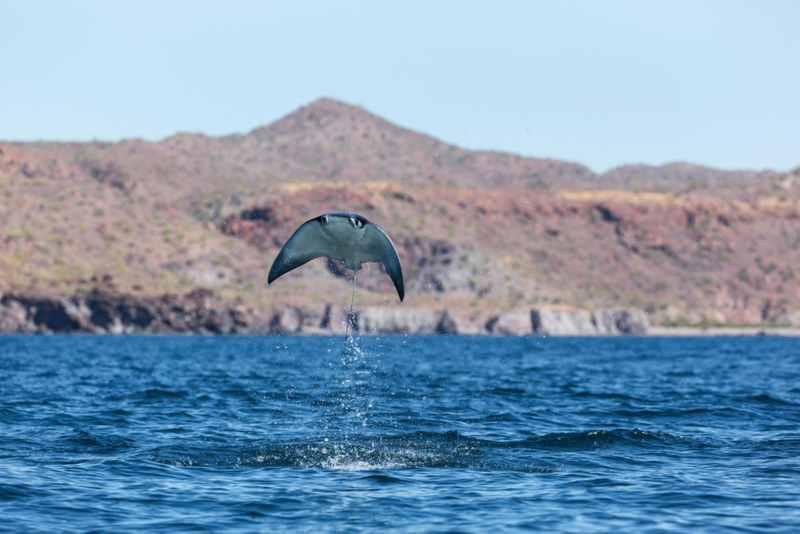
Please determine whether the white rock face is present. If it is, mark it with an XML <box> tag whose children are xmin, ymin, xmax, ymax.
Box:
<box><xmin>591</xmin><ymin>311</ymin><xmax>621</xmax><ymax>335</ymax></box>
<box><xmin>270</xmin><ymin>306</ymin><xmax>302</xmax><ymax>333</ymax></box>
<box><xmin>532</xmin><ymin>310</ymin><xmax>599</xmax><ymax>335</ymax></box>
<box><xmin>613</xmin><ymin>310</ymin><xmax>649</xmax><ymax>334</ymax></box>
<box><xmin>438</xmin><ymin>311</ymin><xmax>482</xmax><ymax>335</ymax></box>
<box><xmin>531</xmin><ymin>309</ymin><xmax>649</xmax><ymax>335</ymax></box>
<box><xmin>355</xmin><ymin>307</ymin><xmax>650</xmax><ymax>336</ymax></box>
<box><xmin>358</xmin><ymin>307</ymin><xmax>444</xmax><ymax>335</ymax></box>
<box><xmin>571</xmin><ymin>311</ymin><xmax>598</xmax><ymax>334</ymax></box>
<box><xmin>270</xmin><ymin>305</ymin><xmax>329</xmax><ymax>334</ymax></box>
<box><xmin>488</xmin><ymin>311</ymin><xmax>533</xmax><ymax>335</ymax></box>
<box><xmin>0</xmin><ymin>298</ymin><xmax>33</xmax><ymax>332</ymax></box>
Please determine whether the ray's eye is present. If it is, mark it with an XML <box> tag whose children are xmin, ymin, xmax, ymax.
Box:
<box><xmin>320</xmin><ymin>215</ymin><xmax>329</xmax><ymax>225</ymax></box>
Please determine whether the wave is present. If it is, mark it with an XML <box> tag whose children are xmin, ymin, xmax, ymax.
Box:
<box><xmin>148</xmin><ymin>428</ymin><xmax>700</xmax><ymax>471</ymax></box>
<box><xmin>520</xmin><ymin>428</ymin><xmax>684</xmax><ymax>451</ymax></box>
<box><xmin>61</xmin><ymin>428</ymin><xmax>137</xmax><ymax>454</ymax></box>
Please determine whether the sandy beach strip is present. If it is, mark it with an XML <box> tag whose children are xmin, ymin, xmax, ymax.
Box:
<box><xmin>648</xmin><ymin>326</ymin><xmax>800</xmax><ymax>337</ymax></box>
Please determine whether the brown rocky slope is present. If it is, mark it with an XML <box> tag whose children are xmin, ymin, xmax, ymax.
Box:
<box><xmin>1</xmin><ymin>98</ymin><xmax>799</xmax><ymax>333</ymax></box>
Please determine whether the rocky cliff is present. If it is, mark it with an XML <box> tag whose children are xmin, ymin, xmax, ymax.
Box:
<box><xmin>0</xmin><ymin>287</ymin><xmax>648</xmax><ymax>336</ymax></box>
<box><xmin>0</xmin><ymin>288</ymin><xmax>259</xmax><ymax>335</ymax></box>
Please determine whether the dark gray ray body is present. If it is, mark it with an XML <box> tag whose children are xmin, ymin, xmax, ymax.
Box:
<box><xmin>267</xmin><ymin>212</ymin><xmax>405</xmax><ymax>301</ymax></box>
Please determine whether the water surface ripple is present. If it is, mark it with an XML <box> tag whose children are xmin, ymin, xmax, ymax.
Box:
<box><xmin>1</xmin><ymin>335</ymin><xmax>798</xmax><ymax>532</ymax></box>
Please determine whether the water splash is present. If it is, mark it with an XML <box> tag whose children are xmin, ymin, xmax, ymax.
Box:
<box><xmin>337</xmin><ymin>335</ymin><xmax>375</xmax><ymax>431</ymax></box>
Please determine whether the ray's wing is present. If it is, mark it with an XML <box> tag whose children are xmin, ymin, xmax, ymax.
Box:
<box><xmin>363</xmin><ymin>222</ymin><xmax>405</xmax><ymax>302</ymax></box>
<box><xmin>268</xmin><ymin>218</ymin><xmax>332</xmax><ymax>284</ymax></box>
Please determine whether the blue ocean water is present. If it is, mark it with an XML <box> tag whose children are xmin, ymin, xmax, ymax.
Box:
<box><xmin>1</xmin><ymin>334</ymin><xmax>799</xmax><ymax>533</ymax></box>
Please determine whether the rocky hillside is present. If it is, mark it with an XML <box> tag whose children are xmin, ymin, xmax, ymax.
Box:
<box><xmin>1</xmin><ymin>98</ymin><xmax>799</xmax><ymax>330</ymax></box>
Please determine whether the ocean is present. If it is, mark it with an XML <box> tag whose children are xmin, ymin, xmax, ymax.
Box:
<box><xmin>1</xmin><ymin>334</ymin><xmax>798</xmax><ymax>532</ymax></box>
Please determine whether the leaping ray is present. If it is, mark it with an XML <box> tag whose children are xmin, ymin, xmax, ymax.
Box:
<box><xmin>268</xmin><ymin>212</ymin><xmax>405</xmax><ymax>339</ymax></box>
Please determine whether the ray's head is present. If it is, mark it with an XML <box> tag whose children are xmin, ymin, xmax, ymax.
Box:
<box><xmin>318</xmin><ymin>212</ymin><xmax>368</xmax><ymax>230</ymax></box>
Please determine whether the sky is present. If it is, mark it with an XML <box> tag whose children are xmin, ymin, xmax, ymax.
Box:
<box><xmin>1</xmin><ymin>0</ymin><xmax>798</xmax><ymax>173</ymax></box>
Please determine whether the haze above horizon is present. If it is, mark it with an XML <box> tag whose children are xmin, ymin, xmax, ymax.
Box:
<box><xmin>1</xmin><ymin>1</ymin><xmax>798</xmax><ymax>173</ymax></box>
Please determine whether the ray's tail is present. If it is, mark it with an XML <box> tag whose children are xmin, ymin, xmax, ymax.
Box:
<box><xmin>344</xmin><ymin>271</ymin><xmax>357</xmax><ymax>346</ymax></box>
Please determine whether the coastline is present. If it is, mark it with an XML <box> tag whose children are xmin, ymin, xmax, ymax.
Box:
<box><xmin>2</xmin><ymin>289</ymin><xmax>798</xmax><ymax>336</ymax></box>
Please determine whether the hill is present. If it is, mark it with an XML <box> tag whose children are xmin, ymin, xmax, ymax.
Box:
<box><xmin>1</xmin><ymin>97</ymin><xmax>799</xmax><ymax>331</ymax></box>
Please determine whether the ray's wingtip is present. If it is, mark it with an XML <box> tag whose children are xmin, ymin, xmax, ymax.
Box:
<box><xmin>267</xmin><ymin>266</ymin><xmax>279</xmax><ymax>285</ymax></box>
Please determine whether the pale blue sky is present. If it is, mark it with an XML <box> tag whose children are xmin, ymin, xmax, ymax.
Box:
<box><xmin>1</xmin><ymin>1</ymin><xmax>798</xmax><ymax>173</ymax></box>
